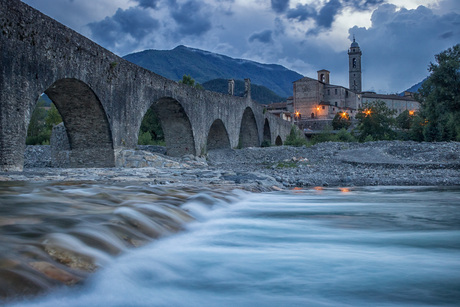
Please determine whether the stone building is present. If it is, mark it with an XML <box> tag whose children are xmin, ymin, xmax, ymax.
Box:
<box><xmin>269</xmin><ymin>38</ymin><xmax>419</xmax><ymax>121</ymax></box>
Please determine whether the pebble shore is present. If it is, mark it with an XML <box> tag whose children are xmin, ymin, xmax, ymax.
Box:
<box><xmin>4</xmin><ymin>141</ymin><xmax>460</xmax><ymax>190</ymax></box>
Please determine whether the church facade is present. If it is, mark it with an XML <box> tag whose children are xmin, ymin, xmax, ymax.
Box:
<box><xmin>288</xmin><ymin>38</ymin><xmax>418</xmax><ymax>121</ymax></box>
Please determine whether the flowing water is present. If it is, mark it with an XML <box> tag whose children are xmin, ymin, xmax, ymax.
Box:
<box><xmin>1</xmin><ymin>183</ymin><xmax>460</xmax><ymax>306</ymax></box>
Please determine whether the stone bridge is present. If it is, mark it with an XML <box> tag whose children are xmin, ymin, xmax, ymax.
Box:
<box><xmin>0</xmin><ymin>0</ymin><xmax>292</xmax><ymax>171</ymax></box>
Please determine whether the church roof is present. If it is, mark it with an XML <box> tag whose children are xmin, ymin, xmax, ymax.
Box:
<box><xmin>351</xmin><ymin>37</ymin><xmax>359</xmax><ymax>48</ymax></box>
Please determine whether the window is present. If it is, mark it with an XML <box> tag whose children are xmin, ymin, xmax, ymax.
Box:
<box><xmin>352</xmin><ymin>58</ymin><xmax>356</xmax><ymax>68</ymax></box>
<box><xmin>322</xmin><ymin>106</ymin><xmax>325</xmax><ymax>110</ymax></box>
<box><xmin>335</xmin><ymin>102</ymin><xmax>338</xmax><ymax>107</ymax></box>
<box><xmin>346</xmin><ymin>91</ymin><xmax>349</xmax><ymax>98</ymax></box>
<box><xmin>333</xmin><ymin>108</ymin><xmax>335</xmax><ymax>111</ymax></box>
<box><xmin>327</xmin><ymin>89</ymin><xmax>330</xmax><ymax>95</ymax></box>
<box><xmin>335</xmin><ymin>89</ymin><xmax>337</xmax><ymax>95</ymax></box>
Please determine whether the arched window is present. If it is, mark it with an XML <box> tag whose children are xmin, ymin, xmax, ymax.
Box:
<box><xmin>311</xmin><ymin>113</ymin><xmax>315</xmax><ymax>119</ymax></box>
<box><xmin>352</xmin><ymin>58</ymin><xmax>357</xmax><ymax>68</ymax></box>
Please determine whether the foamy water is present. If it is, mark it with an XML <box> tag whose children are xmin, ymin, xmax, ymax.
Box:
<box><xmin>2</xmin><ymin>185</ymin><xmax>460</xmax><ymax>306</ymax></box>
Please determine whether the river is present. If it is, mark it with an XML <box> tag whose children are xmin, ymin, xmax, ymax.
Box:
<box><xmin>1</xmin><ymin>183</ymin><xmax>460</xmax><ymax>306</ymax></box>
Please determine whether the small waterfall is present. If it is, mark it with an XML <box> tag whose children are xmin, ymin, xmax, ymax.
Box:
<box><xmin>0</xmin><ymin>183</ymin><xmax>242</xmax><ymax>301</ymax></box>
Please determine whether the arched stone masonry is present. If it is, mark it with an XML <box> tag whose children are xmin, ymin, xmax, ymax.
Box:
<box><xmin>238</xmin><ymin>107</ymin><xmax>259</xmax><ymax>148</ymax></box>
<box><xmin>207</xmin><ymin>119</ymin><xmax>231</xmax><ymax>150</ymax></box>
<box><xmin>152</xmin><ymin>97</ymin><xmax>195</xmax><ymax>157</ymax></box>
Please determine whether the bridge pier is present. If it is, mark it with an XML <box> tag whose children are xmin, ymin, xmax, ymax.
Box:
<box><xmin>0</xmin><ymin>0</ymin><xmax>293</xmax><ymax>172</ymax></box>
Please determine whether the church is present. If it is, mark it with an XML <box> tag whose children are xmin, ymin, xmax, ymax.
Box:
<box><xmin>269</xmin><ymin>38</ymin><xmax>419</xmax><ymax>121</ymax></box>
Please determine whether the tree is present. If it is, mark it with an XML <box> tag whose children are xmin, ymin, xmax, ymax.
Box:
<box><xmin>396</xmin><ymin>110</ymin><xmax>414</xmax><ymax>130</ymax></box>
<box><xmin>332</xmin><ymin>112</ymin><xmax>351</xmax><ymax>130</ymax></box>
<box><xmin>45</xmin><ymin>103</ymin><xmax>62</xmax><ymax>130</ymax></box>
<box><xmin>284</xmin><ymin>126</ymin><xmax>308</xmax><ymax>147</ymax></box>
<box><xmin>179</xmin><ymin>74</ymin><xmax>203</xmax><ymax>90</ymax></box>
<box><xmin>416</xmin><ymin>44</ymin><xmax>460</xmax><ymax>141</ymax></box>
<box><xmin>355</xmin><ymin>100</ymin><xmax>396</xmax><ymax>142</ymax></box>
<box><xmin>138</xmin><ymin>107</ymin><xmax>165</xmax><ymax>145</ymax></box>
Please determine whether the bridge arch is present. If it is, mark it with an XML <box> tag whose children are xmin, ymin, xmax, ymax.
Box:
<box><xmin>275</xmin><ymin>135</ymin><xmax>283</xmax><ymax>146</ymax></box>
<box><xmin>44</xmin><ymin>78</ymin><xmax>114</xmax><ymax>167</ymax></box>
<box><xmin>207</xmin><ymin>119</ymin><xmax>231</xmax><ymax>150</ymax></box>
<box><xmin>238</xmin><ymin>107</ymin><xmax>259</xmax><ymax>148</ymax></box>
<box><xmin>263</xmin><ymin>119</ymin><xmax>271</xmax><ymax>146</ymax></box>
<box><xmin>150</xmin><ymin>97</ymin><xmax>195</xmax><ymax>156</ymax></box>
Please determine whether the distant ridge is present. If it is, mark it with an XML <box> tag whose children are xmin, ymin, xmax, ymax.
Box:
<box><xmin>123</xmin><ymin>45</ymin><xmax>303</xmax><ymax>97</ymax></box>
<box><xmin>202</xmin><ymin>79</ymin><xmax>286</xmax><ymax>104</ymax></box>
<box><xmin>400</xmin><ymin>78</ymin><xmax>427</xmax><ymax>96</ymax></box>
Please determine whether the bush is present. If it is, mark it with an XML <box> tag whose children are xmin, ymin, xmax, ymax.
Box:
<box><xmin>261</xmin><ymin>139</ymin><xmax>271</xmax><ymax>147</ymax></box>
<box><xmin>336</xmin><ymin>128</ymin><xmax>356</xmax><ymax>142</ymax></box>
<box><xmin>355</xmin><ymin>100</ymin><xmax>396</xmax><ymax>142</ymax></box>
<box><xmin>332</xmin><ymin>112</ymin><xmax>352</xmax><ymax>130</ymax></box>
<box><xmin>284</xmin><ymin>126</ymin><xmax>309</xmax><ymax>147</ymax></box>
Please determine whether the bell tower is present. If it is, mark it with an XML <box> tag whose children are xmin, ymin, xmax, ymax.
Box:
<box><xmin>348</xmin><ymin>36</ymin><xmax>362</xmax><ymax>93</ymax></box>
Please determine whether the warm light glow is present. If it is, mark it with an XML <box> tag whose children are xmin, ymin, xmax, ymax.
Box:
<box><xmin>409</xmin><ymin>110</ymin><xmax>415</xmax><ymax>116</ymax></box>
<box><xmin>341</xmin><ymin>112</ymin><xmax>348</xmax><ymax>118</ymax></box>
<box><xmin>314</xmin><ymin>186</ymin><xmax>323</xmax><ymax>191</ymax></box>
<box><xmin>364</xmin><ymin>109</ymin><xmax>371</xmax><ymax>116</ymax></box>
<box><xmin>316</xmin><ymin>107</ymin><xmax>320</xmax><ymax>111</ymax></box>
<box><xmin>295</xmin><ymin>111</ymin><xmax>300</xmax><ymax>117</ymax></box>
<box><xmin>340</xmin><ymin>188</ymin><xmax>350</xmax><ymax>193</ymax></box>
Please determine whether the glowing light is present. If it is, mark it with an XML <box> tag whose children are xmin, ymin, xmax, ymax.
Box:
<box><xmin>316</xmin><ymin>107</ymin><xmax>320</xmax><ymax>111</ymax></box>
<box><xmin>340</xmin><ymin>188</ymin><xmax>350</xmax><ymax>193</ymax></box>
<box><xmin>409</xmin><ymin>110</ymin><xmax>415</xmax><ymax>116</ymax></box>
<box><xmin>364</xmin><ymin>109</ymin><xmax>371</xmax><ymax>116</ymax></box>
<box><xmin>341</xmin><ymin>112</ymin><xmax>348</xmax><ymax>118</ymax></box>
<box><xmin>314</xmin><ymin>186</ymin><xmax>323</xmax><ymax>191</ymax></box>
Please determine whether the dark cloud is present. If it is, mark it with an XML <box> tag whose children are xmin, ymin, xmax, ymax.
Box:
<box><xmin>349</xmin><ymin>4</ymin><xmax>460</xmax><ymax>92</ymax></box>
<box><xmin>342</xmin><ymin>0</ymin><xmax>385</xmax><ymax>11</ymax></box>
<box><xmin>316</xmin><ymin>0</ymin><xmax>341</xmax><ymax>28</ymax></box>
<box><xmin>271</xmin><ymin>0</ymin><xmax>290</xmax><ymax>14</ymax></box>
<box><xmin>169</xmin><ymin>0</ymin><xmax>212</xmax><ymax>36</ymax></box>
<box><xmin>440</xmin><ymin>31</ymin><xmax>454</xmax><ymax>39</ymax></box>
<box><xmin>133</xmin><ymin>0</ymin><xmax>160</xmax><ymax>9</ymax></box>
<box><xmin>286</xmin><ymin>3</ymin><xmax>316</xmax><ymax>22</ymax></box>
<box><xmin>88</xmin><ymin>7</ymin><xmax>159</xmax><ymax>48</ymax></box>
<box><xmin>287</xmin><ymin>0</ymin><xmax>384</xmax><ymax>32</ymax></box>
<box><xmin>249</xmin><ymin>30</ymin><xmax>273</xmax><ymax>44</ymax></box>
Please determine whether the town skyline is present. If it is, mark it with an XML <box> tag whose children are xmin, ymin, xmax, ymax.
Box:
<box><xmin>22</xmin><ymin>0</ymin><xmax>460</xmax><ymax>94</ymax></box>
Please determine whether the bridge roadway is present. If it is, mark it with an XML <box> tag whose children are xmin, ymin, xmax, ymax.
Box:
<box><xmin>0</xmin><ymin>0</ymin><xmax>292</xmax><ymax>171</ymax></box>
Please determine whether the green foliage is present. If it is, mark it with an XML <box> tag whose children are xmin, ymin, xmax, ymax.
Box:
<box><xmin>396</xmin><ymin>110</ymin><xmax>414</xmax><ymax>130</ymax></box>
<box><xmin>332</xmin><ymin>112</ymin><xmax>352</xmax><ymax>130</ymax></box>
<box><xmin>310</xmin><ymin>126</ymin><xmax>356</xmax><ymax>144</ymax></box>
<box><xmin>284</xmin><ymin>126</ymin><xmax>308</xmax><ymax>147</ymax></box>
<box><xmin>310</xmin><ymin>125</ymin><xmax>336</xmax><ymax>144</ymax></box>
<box><xmin>261</xmin><ymin>139</ymin><xmax>271</xmax><ymax>147</ymax></box>
<box><xmin>45</xmin><ymin>103</ymin><xmax>62</xmax><ymax>130</ymax></box>
<box><xmin>355</xmin><ymin>100</ymin><xmax>396</xmax><ymax>142</ymax></box>
<box><xmin>416</xmin><ymin>44</ymin><xmax>460</xmax><ymax>141</ymax></box>
<box><xmin>26</xmin><ymin>102</ymin><xmax>62</xmax><ymax>145</ymax></box>
<box><xmin>138</xmin><ymin>107</ymin><xmax>165</xmax><ymax>145</ymax></box>
<box><xmin>336</xmin><ymin>128</ymin><xmax>356</xmax><ymax>142</ymax></box>
<box><xmin>179</xmin><ymin>74</ymin><xmax>203</xmax><ymax>90</ymax></box>
<box><xmin>202</xmin><ymin>79</ymin><xmax>286</xmax><ymax>104</ymax></box>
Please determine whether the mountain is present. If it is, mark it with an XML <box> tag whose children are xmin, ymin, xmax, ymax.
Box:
<box><xmin>400</xmin><ymin>78</ymin><xmax>427</xmax><ymax>95</ymax></box>
<box><xmin>123</xmin><ymin>45</ymin><xmax>303</xmax><ymax>98</ymax></box>
<box><xmin>202</xmin><ymin>79</ymin><xmax>285</xmax><ymax>104</ymax></box>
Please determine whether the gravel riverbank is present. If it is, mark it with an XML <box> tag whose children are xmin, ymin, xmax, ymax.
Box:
<box><xmin>2</xmin><ymin>141</ymin><xmax>459</xmax><ymax>190</ymax></box>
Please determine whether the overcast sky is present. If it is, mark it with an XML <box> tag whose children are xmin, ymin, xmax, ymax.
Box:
<box><xmin>22</xmin><ymin>0</ymin><xmax>459</xmax><ymax>94</ymax></box>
